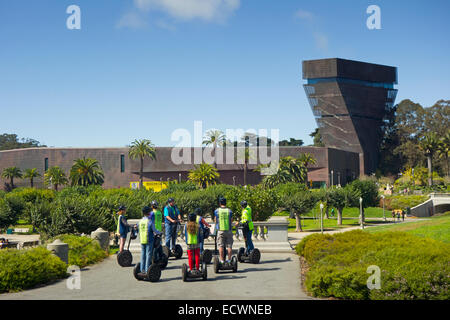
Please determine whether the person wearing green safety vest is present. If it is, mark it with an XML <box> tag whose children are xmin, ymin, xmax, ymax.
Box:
<box><xmin>214</xmin><ymin>197</ymin><xmax>237</xmax><ymax>263</ymax></box>
<box><xmin>115</xmin><ymin>205</ymin><xmax>131</xmax><ymax>254</ymax></box>
<box><xmin>240</xmin><ymin>200</ymin><xmax>255</xmax><ymax>253</ymax></box>
<box><xmin>138</xmin><ymin>206</ymin><xmax>162</xmax><ymax>274</ymax></box>
<box><xmin>150</xmin><ymin>200</ymin><xmax>164</xmax><ymax>262</ymax></box>
<box><xmin>193</xmin><ymin>208</ymin><xmax>211</xmax><ymax>255</ymax></box>
<box><xmin>184</xmin><ymin>213</ymin><xmax>201</xmax><ymax>272</ymax></box>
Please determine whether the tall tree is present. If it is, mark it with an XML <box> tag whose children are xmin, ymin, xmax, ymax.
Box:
<box><xmin>1</xmin><ymin>167</ymin><xmax>22</xmax><ymax>190</ymax></box>
<box><xmin>69</xmin><ymin>157</ymin><xmax>105</xmax><ymax>186</ymax></box>
<box><xmin>299</xmin><ymin>153</ymin><xmax>317</xmax><ymax>187</ymax></box>
<box><xmin>309</xmin><ymin>128</ymin><xmax>324</xmax><ymax>147</ymax></box>
<box><xmin>259</xmin><ymin>156</ymin><xmax>307</xmax><ymax>188</ymax></box>
<box><xmin>279</xmin><ymin>138</ymin><xmax>304</xmax><ymax>146</ymax></box>
<box><xmin>437</xmin><ymin>131</ymin><xmax>450</xmax><ymax>177</ymax></box>
<box><xmin>188</xmin><ymin>163</ymin><xmax>219</xmax><ymax>189</ymax></box>
<box><xmin>23</xmin><ymin>168</ymin><xmax>41</xmax><ymax>188</ymax></box>
<box><xmin>202</xmin><ymin>129</ymin><xmax>226</xmax><ymax>168</ymax></box>
<box><xmin>44</xmin><ymin>166</ymin><xmax>68</xmax><ymax>191</ymax></box>
<box><xmin>419</xmin><ymin>132</ymin><xmax>439</xmax><ymax>186</ymax></box>
<box><xmin>0</xmin><ymin>133</ymin><xmax>46</xmax><ymax>151</ymax></box>
<box><xmin>128</xmin><ymin>139</ymin><xmax>156</xmax><ymax>189</ymax></box>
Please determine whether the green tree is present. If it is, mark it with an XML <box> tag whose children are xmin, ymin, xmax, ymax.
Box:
<box><xmin>70</xmin><ymin>158</ymin><xmax>105</xmax><ymax>187</ymax></box>
<box><xmin>437</xmin><ymin>131</ymin><xmax>450</xmax><ymax>177</ymax></box>
<box><xmin>260</xmin><ymin>156</ymin><xmax>307</xmax><ymax>188</ymax></box>
<box><xmin>188</xmin><ymin>163</ymin><xmax>220</xmax><ymax>189</ymax></box>
<box><xmin>44</xmin><ymin>166</ymin><xmax>68</xmax><ymax>191</ymax></box>
<box><xmin>279</xmin><ymin>138</ymin><xmax>304</xmax><ymax>146</ymax></box>
<box><xmin>202</xmin><ymin>129</ymin><xmax>226</xmax><ymax>168</ymax></box>
<box><xmin>0</xmin><ymin>133</ymin><xmax>46</xmax><ymax>151</ymax></box>
<box><xmin>326</xmin><ymin>186</ymin><xmax>361</xmax><ymax>225</ymax></box>
<box><xmin>419</xmin><ymin>132</ymin><xmax>439</xmax><ymax>186</ymax></box>
<box><xmin>23</xmin><ymin>168</ymin><xmax>41</xmax><ymax>188</ymax></box>
<box><xmin>309</xmin><ymin>128</ymin><xmax>324</xmax><ymax>147</ymax></box>
<box><xmin>1</xmin><ymin>167</ymin><xmax>22</xmax><ymax>190</ymax></box>
<box><xmin>284</xmin><ymin>191</ymin><xmax>318</xmax><ymax>232</ymax></box>
<box><xmin>299</xmin><ymin>153</ymin><xmax>317</xmax><ymax>187</ymax></box>
<box><xmin>349</xmin><ymin>179</ymin><xmax>379</xmax><ymax>212</ymax></box>
<box><xmin>128</xmin><ymin>139</ymin><xmax>156</xmax><ymax>189</ymax></box>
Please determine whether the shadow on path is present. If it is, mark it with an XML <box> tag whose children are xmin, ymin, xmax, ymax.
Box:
<box><xmin>241</xmin><ymin>267</ymin><xmax>281</xmax><ymax>272</ymax></box>
<box><xmin>260</xmin><ymin>258</ymin><xmax>292</xmax><ymax>264</ymax></box>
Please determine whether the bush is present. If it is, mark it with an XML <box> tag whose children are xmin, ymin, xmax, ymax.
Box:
<box><xmin>349</xmin><ymin>179</ymin><xmax>379</xmax><ymax>208</ymax></box>
<box><xmin>10</xmin><ymin>188</ymin><xmax>56</xmax><ymax>203</ymax></box>
<box><xmin>0</xmin><ymin>194</ymin><xmax>26</xmax><ymax>229</ymax></box>
<box><xmin>49</xmin><ymin>234</ymin><xmax>108</xmax><ymax>268</ymax></box>
<box><xmin>296</xmin><ymin>230</ymin><xmax>450</xmax><ymax>300</ymax></box>
<box><xmin>0</xmin><ymin>247</ymin><xmax>67</xmax><ymax>293</ymax></box>
<box><xmin>383</xmin><ymin>195</ymin><xmax>429</xmax><ymax>210</ymax></box>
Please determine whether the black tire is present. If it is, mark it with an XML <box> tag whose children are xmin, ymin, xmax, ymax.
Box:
<box><xmin>213</xmin><ymin>256</ymin><xmax>220</xmax><ymax>274</ymax></box>
<box><xmin>117</xmin><ymin>250</ymin><xmax>132</xmax><ymax>267</ymax></box>
<box><xmin>237</xmin><ymin>247</ymin><xmax>245</xmax><ymax>263</ymax></box>
<box><xmin>162</xmin><ymin>246</ymin><xmax>170</xmax><ymax>258</ymax></box>
<box><xmin>158</xmin><ymin>253</ymin><xmax>169</xmax><ymax>270</ymax></box>
<box><xmin>133</xmin><ymin>262</ymin><xmax>142</xmax><ymax>280</ymax></box>
<box><xmin>174</xmin><ymin>244</ymin><xmax>183</xmax><ymax>259</ymax></box>
<box><xmin>202</xmin><ymin>263</ymin><xmax>207</xmax><ymax>281</ymax></box>
<box><xmin>201</xmin><ymin>249</ymin><xmax>213</xmax><ymax>264</ymax></box>
<box><xmin>249</xmin><ymin>249</ymin><xmax>261</xmax><ymax>264</ymax></box>
<box><xmin>231</xmin><ymin>256</ymin><xmax>238</xmax><ymax>273</ymax></box>
<box><xmin>147</xmin><ymin>263</ymin><xmax>161</xmax><ymax>282</ymax></box>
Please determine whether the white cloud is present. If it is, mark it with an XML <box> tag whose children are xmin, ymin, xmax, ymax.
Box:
<box><xmin>295</xmin><ymin>9</ymin><xmax>328</xmax><ymax>53</ymax></box>
<box><xmin>116</xmin><ymin>11</ymin><xmax>148</xmax><ymax>29</ymax></box>
<box><xmin>313</xmin><ymin>32</ymin><xmax>328</xmax><ymax>51</ymax></box>
<box><xmin>295</xmin><ymin>9</ymin><xmax>314</xmax><ymax>21</ymax></box>
<box><xmin>133</xmin><ymin>0</ymin><xmax>240</xmax><ymax>22</ymax></box>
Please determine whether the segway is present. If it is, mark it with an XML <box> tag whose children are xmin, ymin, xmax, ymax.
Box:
<box><xmin>133</xmin><ymin>234</ymin><xmax>166</xmax><ymax>282</ymax></box>
<box><xmin>212</xmin><ymin>228</ymin><xmax>237</xmax><ymax>273</ymax></box>
<box><xmin>117</xmin><ymin>226</ymin><xmax>137</xmax><ymax>267</ymax></box>
<box><xmin>199</xmin><ymin>226</ymin><xmax>213</xmax><ymax>264</ymax></box>
<box><xmin>237</xmin><ymin>223</ymin><xmax>261</xmax><ymax>264</ymax></box>
<box><xmin>182</xmin><ymin>261</ymin><xmax>207</xmax><ymax>282</ymax></box>
<box><xmin>162</xmin><ymin>222</ymin><xmax>183</xmax><ymax>259</ymax></box>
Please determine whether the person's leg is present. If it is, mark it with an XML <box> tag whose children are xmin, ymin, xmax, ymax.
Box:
<box><xmin>141</xmin><ymin>244</ymin><xmax>147</xmax><ymax>273</ymax></box>
<box><xmin>119</xmin><ymin>237</ymin><xmax>126</xmax><ymax>252</ymax></box>
<box><xmin>247</xmin><ymin>229</ymin><xmax>254</xmax><ymax>252</ymax></box>
<box><xmin>187</xmin><ymin>249</ymin><xmax>194</xmax><ymax>270</ymax></box>
<box><xmin>194</xmin><ymin>248</ymin><xmax>200</xmax><ymax>270</ymax></box>
<box><xmin>146</xmin><ymin>242</ymin><xmax>153</xmax><ymax>270</ymax></box>
<box><xmin>219</xmin><ymin>246</ymin><xmax>224</xmax><ymax>262</ymax></box>
<box><xmin>199</xmin><ymin>240</ymin><xmax>204</xmax><ymax>255</ymax></box>
<box><xmin>227</xmin><ymin>247</ymin><xmax>232</xmax><ymax>261</ymax></box>
<box><xmin>171</xmin><ymin>225</ymin><xmax>177</xmax><ymax>250</ymax></box>
<box><xmin>165</xmin><ymin>223</ymin><xmax>172</xmax><ymax>249</ymax></box>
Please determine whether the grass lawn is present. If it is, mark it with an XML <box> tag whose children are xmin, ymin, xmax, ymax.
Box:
<box><xmin>274</xmin><ymin>206</ymin><xmax>392</xmax><ymax>219</ymax></box>
<box><xmin>366</xmin><ymin>212</ymin><xmax>450</xmax><ymax>243</ymax></box>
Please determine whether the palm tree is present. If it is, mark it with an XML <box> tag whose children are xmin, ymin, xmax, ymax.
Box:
<box><xmin>128</xmin><ymin>139</ymin><xmax>156</xmax><ymax>189</ymax></box>
<box><xmin>23</xmin><ymin>168</ymin><xmax>41</xmax><ymax>188</ymax></box>
<box><xmin>44</xmin><ymin>166</ymin><xmax>68</xmax><ymax>191</ymax></box>
<box><xmin>188</xmin><ymin>163</ymin><xmax>220</xmax><ymax>189</ymax></box>
<box><xmin>1</xmin><ymin>167</ymin><xmax>22</xmax><ymax>189</ymax></box>
<box><xmin>202</xmin><ymin>130</ymin><xmax>226</xmax><ymax>168</ymax></box>
<box><xmin>419</xmin><ymin>133</ymin><xmax>439</xmax><ymax>186</ymax></box>
<box><xmin>437</xmin><ymin>131</ymin><xmax>450</xmax><ymax>177</ymax></box>
<box><xmin>259</xmin><ymin>156</ymin><xmax>307</xmax><ymax>188</ymax></box>
<box><xmin>70</xmin><ymin>157</ymin><xmax>105</xmax><ymax>186</ymax></box>
<box><xmin>299</xmin><ymin>153</ymin><xmax>317</xmax><ymax>187</ymax></box>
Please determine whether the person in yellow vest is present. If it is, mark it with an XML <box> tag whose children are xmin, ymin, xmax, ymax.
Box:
<box><xmin>115</xmin><ymin>205</ymin><xmax>131</xmax><ymax>254</ymax></box>
<box><xmin>150</xmin><ymin>200</ymin><xmax>164</xmax><ymax>260</ymax></box>
<box><xmin>240</xmin><ymin>200</ymin><xmax>255</xmax><ymax>253</ymax></box>
<box><xmin>138</xmin><ymin>206</ymin><xmax>162</xmax><ymax>274</ymax></box>
<box><xmin>214</xmin><ymin>197</ymin><xmax>236</xmax><ymax>264</ymax></box>
<box><xmin>184</xmin><ymin>213</ymin><xmax>201</xmax><ymax>273</ymax></box>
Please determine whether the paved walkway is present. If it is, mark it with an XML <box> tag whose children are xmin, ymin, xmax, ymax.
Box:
<box><xmin>0</xmin><ymin>253</ymin><xmax>311</xmax><ymax>300</ymax></box>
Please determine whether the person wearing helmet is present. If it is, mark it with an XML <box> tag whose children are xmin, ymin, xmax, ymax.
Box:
<box><xmin>184</xmin><ymin>213</ymin><xmax>201</xmax><ymax>273</ymax></box>
<box><xmin>193</xmin><ymin>208</ymin><xmax>211</xmax><ymax>255</ymax></box>
<box><xmin>116</xmin><ymin>205</ymin><xmax>131</xmax><ymax>254</ymax></box>
<box><xmin>150</xmin><ymin>200</ymin><xmax>164</xmax><ymax>260</ymax></box>
<box><xmin>164</xmin><ymin>198</ymin><xmax>182</xmax><ymax>253</ymax></box>
<box><xmin>240</xmin><ymin>200</ymin><xmax>255</xmax><ymax>254</ymax></box>
<box><xmin>138</xmin><ymin>206</ymin><xmax>162</xmax><ymax>274</ymax></box>
<box><xmin>214</xmin><ymin>197</ymin><xmax>236</xmax><ymax>263</ymax></box>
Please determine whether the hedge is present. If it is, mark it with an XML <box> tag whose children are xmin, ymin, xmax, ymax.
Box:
<box><xmin>382</xmin><ymin>195</ymin><xmax>429</xmax><ymax>211</ymax></box>
<box><xmin>0</xmin><ymin>247</ymin><xmax>67</xmax><ymax>293</ymax></box>
<box><xmin>296</xmin><ymin>230</ymin><xmax>450</xmax><ymax>300</ymax></box>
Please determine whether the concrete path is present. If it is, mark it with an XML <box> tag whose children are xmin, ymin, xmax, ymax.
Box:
<box><xmin>0</xmin><ymin>252</ymin><xmax>311</xmax><ymax>300</ymax></box>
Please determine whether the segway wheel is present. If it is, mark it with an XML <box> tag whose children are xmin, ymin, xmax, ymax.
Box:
<box><xmin>202</xmin><ymin>263</ymin><xmax>207</xmax><ymax>281</ymax></box>
<box><xmin>182</xmin><ymin>263</ymin><xmax>188</xmax><ymax>282</ymax></box>
<box><xmin>133</xmin><ymin>262</ymin><xmax>142</xmax><ymax>281</ymax></box>
<box><xmin>237</xmin><ymin>247</ymin><xmax>245</xmax><ymax>263</ymax></box>
<box><xmin>231</xmin><ymin>256</ymin><xmax>238</xmax><ymax>273</ymax></box>
<box><xmin>201</xmin><ymin>249</ymin><xmax>213</xmax><ymax>264</ymax></box>
<box><xmin>162</xmin><ymin>246</ymin><xmax>170</xmax><ymax>258</ymax></box>
<box><xmin>249</xmin><ymin>248</ymin><xmax>261</xmax><ymax>264</ymax></box>
<box><xmin>159</xmin><ymin>253</ymin><xmax>169</xmax><ymax>270</ymax></box>
<box><xmin>117</xmin><ymin>250</ymin><xmax>132</xmax><ymax>267</ymax></box>
<box><xmin>174</xmin><ymin>244</ymin><xmax>183</xmax><ymax>259</ymax></box>
<box><xmin>147</xmin><ymin>263</ymin><xmax>161</xmax><ymax>282</ymax></box>
<box><xmin>213</xmin><ymin>256</ymin><xmax>220</xmax><ymax>274</ymax></box>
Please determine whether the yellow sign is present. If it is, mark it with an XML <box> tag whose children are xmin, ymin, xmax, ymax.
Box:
<box><xmin>130</xmin><ymin>181</ymin><xmax>170</xmax><ymax>192</ymax></box>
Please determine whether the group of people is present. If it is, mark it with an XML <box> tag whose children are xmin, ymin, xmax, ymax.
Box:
<box><xmin>115</xmin><ymin>197</ymin><xmax>255</xmax><ymax>275</ymax></box>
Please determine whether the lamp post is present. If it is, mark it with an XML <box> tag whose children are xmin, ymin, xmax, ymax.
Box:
<box><xmin>160</xmin><ymin>177</ymin><xmax>162</xmax><ymax>190</ymax></box>
<box><xmin>232</xmin><ymin>176</ymin><xmax>236</xmax><ymax>186</ymax></box>
<box><xmin>178</xmin><ymin>173</ymin><xmax>182</xmax><ymax>183</ymax></box>
<box><xmin>331</xmin><ymin>170</ymin><xmax>334</xmax><ymax>188</ymax></box>
<box><xmin>382</xmin><ymin>195</ymin><xmax>386</xmax><ymax>222</ymax></box>
<box><xmin>338</xmin><ymin>172</ymin><xmax>341</xmax><ymax>187</ymax></box>
<box><xmin>320</xmin><ymin>203</ymin><xmax>324</xmax><ymax>234</ymax></box>
<box><xmin>359</xmin><ymin>197</ymin><xmax>364</xmax><ymax>229</ymax></box>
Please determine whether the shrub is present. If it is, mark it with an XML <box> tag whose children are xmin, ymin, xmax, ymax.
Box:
<box><xmin>0</xmin><ymin>194</ymin><xmax>25</xmax><ymax>229</ymax></box>
<box><xmin>349</xmin><ymin>179</ymin><xmax>379</xmax><ymax>208</ymax></box>
<box><xmin>296</xmin><ymin>230</ymin><xmax>450</xmax><ymax>300</ymax></box>
<box><xmin>0</xmin><ymin>247</ymin><xmax>67</xmax><ymax>293</ymax></box>
<box><xmin>383</xmin><ymin>195</ymin><xmax>429</xmax><ymax>210</ymax></box>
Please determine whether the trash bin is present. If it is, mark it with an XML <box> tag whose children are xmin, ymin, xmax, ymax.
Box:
<box><xmin>6</xmin><ymin>228</ymin><xmax>13</xmax><ymax>235</ymax></box>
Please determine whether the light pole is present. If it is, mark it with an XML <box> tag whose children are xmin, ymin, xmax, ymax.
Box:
<box><xmin>320</xmin><ymin>203</ymin><xmax>324</xmax><ymax>234</ymax></box>
<box><xmin>232</xmin><ymin>176</ymin><xmax>236</xmax><ymax>186</ymax></box>
<box><xmin>160</xmin><ymin>177</ymin><xmax>162</xmax><ymax>190</ymax></box>
<box><xmin>179</xmin><ymin>173</ymin><xmax>182</xmax><ymax>183</ymax></box>
<box><xmin>331</xmin><ymin>170</ymin><xmax>334</xmax><ymax>188</ymax></box>
<box><xmin>382</xmin><ymin>195</ymin><xmax>386</xmax><ymax>222</ymax></box>
<box><xmin>359</xmin><ymin>197</ymin><xmax>364</xmax><ymax>229</ymax></box>
<box><xmin>338</xmin><ymin>172</ymin><xmax>341</xmax><ymax>187</ymax></box>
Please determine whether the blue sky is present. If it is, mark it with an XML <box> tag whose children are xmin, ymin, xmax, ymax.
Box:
<box><xmin>0</xmin><ymin>0</ymin><xmax>449</xmax><ymax>148</ymax></box>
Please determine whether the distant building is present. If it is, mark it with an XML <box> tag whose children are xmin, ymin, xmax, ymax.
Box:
<box><xmin>303</xmin><ymin>58</ymin><xmax>398</xmax><ymax>175</ymax></box>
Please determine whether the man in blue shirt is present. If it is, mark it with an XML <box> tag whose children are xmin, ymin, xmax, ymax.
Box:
<box><xmin>164</xmin><ymin>198</ymin><xmax>182</xmax><ymax>252</ymax></box>
<box><xmin>138</xmin><ymin>206</ymin><xmax>162</xmax><ymax>274</ymax></box>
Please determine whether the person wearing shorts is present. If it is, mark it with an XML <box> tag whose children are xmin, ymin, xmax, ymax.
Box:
<box><xmin>214</xmin><ymin>197</ymin><xmax>235</xmax><ymax>263</ymax></box>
